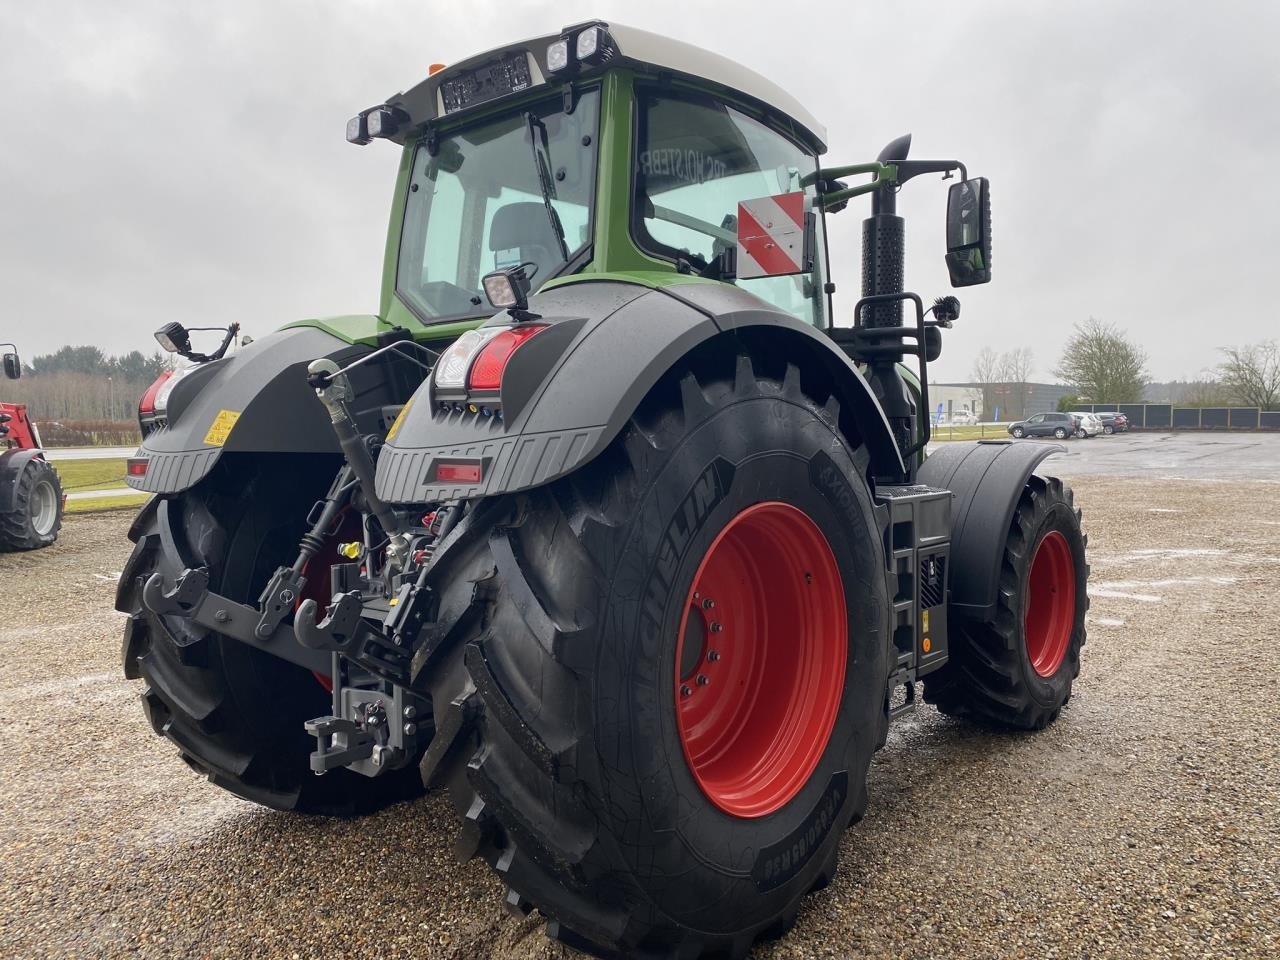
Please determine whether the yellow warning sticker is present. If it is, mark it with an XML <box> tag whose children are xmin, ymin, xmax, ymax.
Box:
<box><xmin>385</xmin><ymin>396</ymin><xmax>413</xmax><ymax>442</ymax></box>
<box><xmin>922</xmin><ymin>609</ymin><xmax>930</xmax><ymax>634</ymax></box>
<box><xmin>203</xmin><ymin>409</ymin><xmax>241</xmax><ymax>446</ymax></box>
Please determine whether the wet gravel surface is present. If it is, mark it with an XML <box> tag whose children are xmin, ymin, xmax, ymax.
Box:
<box><xmin>2</xmin><ymin>473</ymin><xmax>1277</xmax><ymax>959</ymax></box>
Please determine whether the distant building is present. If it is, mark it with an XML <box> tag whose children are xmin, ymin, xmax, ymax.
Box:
<box><xmin>930</xmin><ymin>384</ymin><xmax>984</xmax><ymax>421</ymax></box>
<box><xmin>931</xmin><ymin>381</ymin><xmax>1075</xmax><ymax>422</ymax></box>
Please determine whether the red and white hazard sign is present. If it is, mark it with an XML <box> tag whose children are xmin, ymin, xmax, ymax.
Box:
<box><xmin>736</xmin><ymin>191</ymin><xmax>808</xmax><ymax>279</ymax></box>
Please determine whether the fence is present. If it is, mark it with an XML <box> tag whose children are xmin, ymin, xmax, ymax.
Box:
<box><xmin>33</xmin><ymin>419</ymin><xmax>142</xmax><ymax>447</ymax></box>
<box><xmin>1071</xmin><ymin>404</ymin><xmax>1280</xmax><ymax>431</ymax></box>
<box><xmin>928</xmin><ymin>422</ymin><xmax>1014</xmax><ymax>441</ymax></box>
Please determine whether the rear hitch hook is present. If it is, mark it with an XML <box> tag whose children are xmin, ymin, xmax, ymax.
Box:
<box><xmin>140</xmin><ymin>567</ymin><xmax>210</xmax><ymax>617</ymax></box>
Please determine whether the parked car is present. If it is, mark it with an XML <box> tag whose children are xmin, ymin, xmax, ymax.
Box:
<box><xmin>1007</xmin><ymin>412</ymin><xmax>1077</xmax><ymax>439</ymax></box>
<box><xmin>949</xmin><ymin>411</ymin><xmax>979</xmax><ymax>425</ymax></box>
<box><xmin>1071</xmin><ymin>413</ymin><xmax>1104</xmax><ymax>438</ymax></box>
<box><xmin>1092</xmin><ymin>411</ymin><xmax>1130</xmax><ymax>434</ymax></box>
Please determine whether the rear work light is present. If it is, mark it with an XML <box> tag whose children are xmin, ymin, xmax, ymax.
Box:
<box><xmin>138</xmin><ymin>370</ymin><xmax>174</xmax><ymax>416</ymax></box>
<box><xmin>467</xmin><ymin>325</ymin><xmax>547</xmax><ymax>391</ymax></box>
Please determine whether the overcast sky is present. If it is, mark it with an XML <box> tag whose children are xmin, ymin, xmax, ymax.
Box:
<box><xmin>2</xmin><ymin>0</ymin><xmax>1276</xmax><ymax>383</ymax></box>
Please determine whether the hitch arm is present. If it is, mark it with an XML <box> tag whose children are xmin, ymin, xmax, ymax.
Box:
<box><xmin>141</xmin><ymin>567</ymin><xmax>331</xmax><ymax>674</ymax></box>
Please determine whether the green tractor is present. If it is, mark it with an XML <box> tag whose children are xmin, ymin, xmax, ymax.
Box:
<box><xmin>118</xmin><ymin>21</ymin><xmax>1088</xmax><ymax>958</ymax></box>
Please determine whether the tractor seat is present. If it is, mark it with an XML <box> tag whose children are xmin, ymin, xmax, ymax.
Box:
<box><xmin>489</xmin><ymin>202</ymin><xmax>563</xmax><ymax>283</ymax></box>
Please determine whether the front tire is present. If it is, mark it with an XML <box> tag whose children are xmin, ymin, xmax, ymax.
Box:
<box><xmin>924</xmin><ymin>475</ymin><xmax>1088</xmax><ymax>729</ymax></box>
<box><xmin>1104</xmin><ymin>424</ymin><xmax>1114</xmax><ymax>435</ymax></box>
<box><xmin>1011</xmin><ymin>426</ymin><xmax>1025</xmax><ymax>438</ymax></box>
<box><xmin>417</xmin><ymin>353</ymin><xmax>888</xmax><ymax>958</ymax></box>
<box><xmin>0</xmin><ymin>457</ymin><xmax>62</xmax><ymax>550</ymax></box>
<box><xmin>116</xmin><ymin>456</ymin><xmax>424</xmax><ymax>814</ymax></box>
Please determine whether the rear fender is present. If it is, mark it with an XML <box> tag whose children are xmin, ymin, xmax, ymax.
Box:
<box><xmin>128</xmin><ymin>326</ymin><xmax>370</xmax><ymax>494</ymax></box>
<box><xmin>917</xmin><ymin>439</ymin><xmax>1064</xmax><ymax>622</ymax></box>
<box><xmin>375</xmin><ymin>279</ymin><xmax>903</xmax><ymax>503</ymax></box>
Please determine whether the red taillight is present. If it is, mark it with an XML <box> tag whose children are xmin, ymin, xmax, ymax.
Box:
<box><xmin>437</xmin><ymin>463</ymin><xmax>482</xmax><ymax>483</ymax></box>
<box><xmin>127</xmin><ymin>458</ymin><xmax>149</xmax><ymax>477</ymax></box>
<box><xmin>138</xmin><ymin>371</ymin><xmax>174</xmax><ymax>415</ymax></box>
<box><xmin>467</xmin><ymin>325</ymin><xmax>547</xmax><ymax>391</ymax></box>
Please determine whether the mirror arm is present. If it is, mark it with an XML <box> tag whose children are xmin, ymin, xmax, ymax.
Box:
<box><xmin>894</xmin><ymin>159</ymin><xmax>967</xmax><ymax>185</ymax></box>
<box><xmin>806</xmin><ymin>162</ymin><xmax>898</xmax><ymax>209</ymax></box>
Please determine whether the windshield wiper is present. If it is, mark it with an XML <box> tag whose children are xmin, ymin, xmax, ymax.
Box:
<box><xmin>525</xmin><ymin>112</ymin><xmax>570</xmax><ymax>261</ymax></box>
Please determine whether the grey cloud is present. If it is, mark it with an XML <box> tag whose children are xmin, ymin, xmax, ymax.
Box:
<box><xmin>2</xmin><ymin>0</ymin><xmax>1276</xmax><ymax>383</ymax></box>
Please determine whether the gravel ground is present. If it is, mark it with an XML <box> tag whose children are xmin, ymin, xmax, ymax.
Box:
<box><xmin>1</xmin><ymin>476</ymin><xmax>1277</xmax><ymax>959</ymax></box>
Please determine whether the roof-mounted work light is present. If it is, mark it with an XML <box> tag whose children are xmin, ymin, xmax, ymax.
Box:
<box><xmin>366</xmin><ymin>106</ymin><xmax>409</xmax><ymax>139</ymax></box>
<box><xmin>346</xmin><ymin>113</ymin><xmax>371</xmax><ymax>146</ymax></box>
<box><xmin>546</xmin><ymin>38</ymin><xmax>571</xmax><ymax>73</ymax></box>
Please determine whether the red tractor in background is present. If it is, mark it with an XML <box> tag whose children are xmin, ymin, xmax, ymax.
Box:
<box><xmin>1</xmin><ymin>345</ymin><xmax>64</xmax><ymax>550</ymax></box>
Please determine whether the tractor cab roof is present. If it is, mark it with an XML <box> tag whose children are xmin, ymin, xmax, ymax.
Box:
<box><xmin>379</xmin><ymin>21</ymin><xmax>827</xmax><ymax>153</ymax></box>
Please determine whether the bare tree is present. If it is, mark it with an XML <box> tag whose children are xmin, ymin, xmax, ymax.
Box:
<box><xmin>1180</xmin><ymin>378</ymin><xmax>1231</xmax><ymax>407</ymax></box>
<box><xmin>1053</xmin><ymin>318</ymin><xmax>1148</xmax><ymax>403</ymax></box>
<box><xmin>996</xmin><ymin>348</ymin><xmax>1034</xmax><ymax>419</ymax></box>
<box><xmin>971</xmin><ymin>346</ymin><xmax>1001</xmax><ymax>385</ymax></box>
<box><xmin>1217</xmin><ymin>340</ymin><xmax>1280</xmax><ymax>410</ymax></box>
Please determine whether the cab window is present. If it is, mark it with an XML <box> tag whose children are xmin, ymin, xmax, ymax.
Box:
<box><xmin>397</xmin><ymin>89</ymin><xmax>600</xmax><ymax>321</ymax></box>
<box><xmin>633</xmin><ymin>91</ymin><xmax>826</xmax><ymax>326</ymax></box>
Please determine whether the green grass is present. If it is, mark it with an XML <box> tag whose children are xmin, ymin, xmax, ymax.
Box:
<box><xmin>52</xmin><ymin>457</ymin><xmax>128</xmax><ymax>492</ymax></box>
<box><xmin>929</xmin><ymin>423</ymin><xmax>1012</xmax><ymax>442</ymax></box>
<box><xmin>65</xmin><ymin>492</ymin><xmax>148</xmax><ymax>515</ymax></box>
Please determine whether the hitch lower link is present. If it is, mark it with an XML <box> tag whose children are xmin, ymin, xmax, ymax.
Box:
<box><xmin>141</xmin><ymin>565</ymin><xmax>431</xmax><ymax>778</ymax></box>
<box><xmin>141</xmin><ymin>566</ymin><xmax>330</xmax><ymax>674</ymax></box>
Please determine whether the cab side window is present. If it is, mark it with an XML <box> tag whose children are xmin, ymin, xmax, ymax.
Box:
<box><xmin>634</xmin><ymin>92</ymin><xmax>826</xmax><ymax>327</ymax></box>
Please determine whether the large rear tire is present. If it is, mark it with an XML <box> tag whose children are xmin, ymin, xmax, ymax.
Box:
<box><xmin>416</xmin><ymin>353</ymin><xmax>888</xmax><ymax>958</ymax></box>
<box><xmin>115</xmin><ymin>456</ymin><xmax>423</xmax><ymax>814</ymax></box>
<box><xmin>923</xmin><ymin>475</ymin><xmax>1088</xmax><ymax>729</ymax></box>
<box><xmin>0</xmin><ymin>457</ymin><xmax>62</xmax><ymax>550</ymax></box>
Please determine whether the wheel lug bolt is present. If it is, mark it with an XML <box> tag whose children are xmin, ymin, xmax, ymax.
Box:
<box><xmin>702</xmin><ymin>598</ymin><xmax>715</xmax><ymax>609</ymax></box>
<box><xmin>710</xmin><ymin>621</ymin><xmax>723</xmax><ymax>633</ymax></box>
<box><xmin>708</xmin><ymin>650</ymin><xmax>721</xmax><ymax>662</ymax></box>
<box><xmin>680</xmin><ymin>684</ymin><xmax>692</xmax><ymax>697</ymax></box>
<box><xmin>696</xmin><ymin>674</ymin><xmax>709</xmax><ymax>686</ymax></box>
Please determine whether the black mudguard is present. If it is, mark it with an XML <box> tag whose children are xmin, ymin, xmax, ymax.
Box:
<box><xmin>0</xmin><ymin>449</ymin><xmax>45</xmax><ymax>513</ymax></box>
<box><xmin>375</xmin><ymin>279</ymin><xmax>903</xmax><ymax>504</ymax></box>
<box><xmin>917</xmin><ymin>439</ymin><xmax>1064</xmax><ymax>622</ymax></box>
<box><xmin>127</xmin><ymin>327</ymin><xmax>369</xmax><ymax>494</ymax></box>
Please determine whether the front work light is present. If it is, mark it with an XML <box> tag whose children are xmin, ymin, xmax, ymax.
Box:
<box><xmin>546</xmin><ymin>39</ymin><xmax>570</xmax><ymax>73</ymax></box>
<box><xmin>482</xmin><ymin>265</ymin><xmax>533</xmax><ymax>312</ymax></box>
<box><xmin>154</xmin><ymin>322</ymin><xmax>191</xmax><ymax>355</ymax></box>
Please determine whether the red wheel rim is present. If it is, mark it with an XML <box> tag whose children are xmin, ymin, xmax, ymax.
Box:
<box><xmin>674</xmin><ymin>502</ymin><xmax>847</xmax><ymax>818</ymax></box>
<box><xmin>1025</xmin><ymin>530</ymin><xmax>1076</xmax><ymax>678</ymax></box>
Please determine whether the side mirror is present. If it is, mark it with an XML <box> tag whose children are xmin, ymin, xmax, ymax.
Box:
<box><xmin>945</xmin><ymin>177</ymin><xmax>992</xmax><ymax>287</ymax></box>
<box><xmin>2</xmin><ymin>352</ymin><xmax>20</xmax><ymax>380</ymax></box>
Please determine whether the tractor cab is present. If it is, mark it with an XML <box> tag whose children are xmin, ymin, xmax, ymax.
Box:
<box><xmin>351</xmin><ymin>21</ymin><xmax>835</xmax><ymax>330</ymax></box>
<box><xmin>353</xmin><ymin>21</ymin><xmax>991</xmax><ymax>472</ymax></box>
